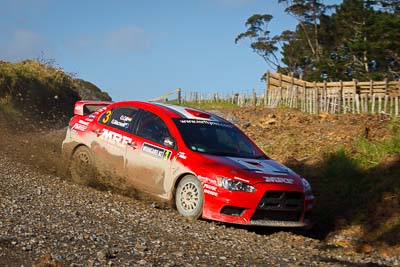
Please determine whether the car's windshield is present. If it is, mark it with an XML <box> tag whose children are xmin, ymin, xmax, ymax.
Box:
<box><xmin>174</xmin><ymin>119</ymin><xmax>266</xmax><ymax>159</ymax></box>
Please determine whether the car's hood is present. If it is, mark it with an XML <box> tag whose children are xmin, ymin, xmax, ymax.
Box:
<box><xmin>224</xmin><ymin>157</ymin><xmax>295</xmax><ymax>175</ymax></box>
<box><xmin>201</xmin><ymin>154</ymin><xmax>302</xmax><ymax>185</ymax></box>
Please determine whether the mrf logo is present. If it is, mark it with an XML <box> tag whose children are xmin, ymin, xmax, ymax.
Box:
<box><xmin>98</xmin><ymin>129</ymin><xmax>132</xmax><ymax>147</ymax></box>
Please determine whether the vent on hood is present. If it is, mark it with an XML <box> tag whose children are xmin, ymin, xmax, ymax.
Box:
<box><xmin>244</xmin><ymin>161</ymin><xmax>262</xmax><ymax>167</ymax></box>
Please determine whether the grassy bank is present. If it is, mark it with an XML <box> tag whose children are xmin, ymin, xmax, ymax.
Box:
<box><xmin>307</xmin><ymin>120</ymin><xmax>400</xmax><ymax>244</ymax></box>
<box><xmin>0</xmin><ymin>60</ymin><xmax>110</xmax><ymax>128</ymax></box>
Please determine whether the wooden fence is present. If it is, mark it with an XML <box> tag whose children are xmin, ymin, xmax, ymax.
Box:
<box><xmin>266</xmin><ymin>72</ymin><xmax>400</xmax><ymax>116</ymax></box>
<box><xmin>152</xmin><ymin>73</ymin><xmax>400</xmax><ymax>116</ymax></box>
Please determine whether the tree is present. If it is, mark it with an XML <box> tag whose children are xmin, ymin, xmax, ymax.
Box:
<box><xmin>236</xmin><ymin>0</ymin><xmax>400</xmax><ymax>81</ymax></box>
<box><xmin>235</xmin><ymin>14</ymin><xmax>281</xmax><ymax>69</ymax></box>
<box><xmin>277</xmin><ymin>30</ymin><xmax>303</xmax><ymax>75</ymax></box>
<box><xmin>277</xmin><ymin>0</ymin><xmax>335</xmax><ymax>79</ymax></box>
<box><xmin>278</xmin><ymin>0</ymin><xmax>336</xmax><ymax>61</ymax></box>
<box><xmin>328</xmin><ymin>0</ymin><xmax>400</xmax><ymax>80</ymax></box>
<box><xmin>235</xmin><ymin>1</ymin><xmax>334</xmax><ymax>78</ymax></box>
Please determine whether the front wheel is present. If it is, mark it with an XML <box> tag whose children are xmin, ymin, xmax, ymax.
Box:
<box><xmin>70</xmin><ymin>146</ymin><xmax>96</xmax><ymax>186</ymax></box>
<box><xmin>175</xmin><ymin>175</ymin><xmax>203</xmax><ymax>220</ymax></box>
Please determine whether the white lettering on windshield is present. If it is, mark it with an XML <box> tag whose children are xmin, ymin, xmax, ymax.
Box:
<box><xmin>179</xmin><ymin>119</ymin><xmax>232</xmax><ymax>128</ymax></box>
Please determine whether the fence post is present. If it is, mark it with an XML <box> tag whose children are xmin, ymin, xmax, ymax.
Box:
<box><xmin>369</xmin><ymin>80</ymin><xmax>373</xmax><ymax>113</ymax></box>
<box><xmin>353</xmin><ymin>79</ymin><xmax>359</xmax><ymax>113</ymax></box>
<box><xmin>369</xmin><ymin>79</ymin><xmax>373</xmax><ymax>95</ymax></box>
<box><xmin>339</xmin><ymin>80</ymin><xmax>343</xmax><ymax>114</ymax></box>
<box><xmin>302</xmin><ymin>81</ymin><xmax>306</xmax><ymax>112</ymax></box>
<box><xmin>355</xmin><ymin>94</ymin><xmax>360</xmax><ymax>114</ymax></box>
<box><xmin>383</xmin><ymin>78</ymin><xmax>388</xmax><ymax>114</ymax></box>
<box><xmin>314</xmin><ymin>81</ymin><xmax>319</xmax><ymax>114</ymax></box>
<box><xmin>264</xmin><ymin>72</ymin><xmax>270</xmax><ymax>107</ymax></box>
<box><xmin>384</xmin><ymin>78</ymin><xmax>388</xmax><ymax>94</ymax></box>
<box><xmin>289</xmin><ymin>73</ymin><xmax>294</xmax><ymax>108</ymax></box>
<box><xmin>252</xmin><ymin>89</ymin><xmax>257</xmax><ymax>106</ymax></box>
<box><xmin>323</xmin><ymin>80</ymin><xmax>327</xmax><ymax>112</ymax></box>
<box><xmin>234</xmin><ymin>93</ymin><xmax>239</xmax><ymax>106</ymax></box>
<box><xmin>290</xmin><ymin>72</ymin><xmax>294</xmax><ymax>88</ymax></box>
<box><xmin>177</xmin><ymin>88</ymin><xmax>182</xmax><ymax>105</ymax></box>
<box><xmin>351</xmin><ymin>79</ymin><xmax>357</xmax><ymax>113</ymax></box>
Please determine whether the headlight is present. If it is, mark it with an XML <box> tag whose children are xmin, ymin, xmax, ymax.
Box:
<box><xmin>302</xmin><ymin>178</ymin><xmax>313</xmax><ymax>196</ymax></box>
<box><xmin>217</xmin><ymin>177</ymin><xmax>256</xmax><ymax>193</ymax></box>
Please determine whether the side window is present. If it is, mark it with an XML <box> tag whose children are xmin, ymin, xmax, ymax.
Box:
<box><xmin>136</xmin><ymin>111</ymin><xmax>171</xmax><ymax>145</ymax></box>
<box><xmin>99</xmin><ymin>107</ymin><xmax>137</xmax><ymax>132</ymax></box>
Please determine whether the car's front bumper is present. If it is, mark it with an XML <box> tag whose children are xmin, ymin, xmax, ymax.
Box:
<box><xmin>201</xmin><ymin>182</ymin><xmax>314</xmax><ymax>227</ymax></box>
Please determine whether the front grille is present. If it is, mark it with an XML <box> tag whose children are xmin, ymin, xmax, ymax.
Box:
<box><xmin>258</xmin><ymin>191</ymin><xmax>303</xmax><ymax>211</ymax></box>
<box><xmin>251</xmin><ymin>191</ymin><xmax>304</xmax><ymax>222</ymax></box>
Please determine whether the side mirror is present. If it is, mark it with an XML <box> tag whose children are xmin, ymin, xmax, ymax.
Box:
<box><xmin>163</xmin><ymin>137</ymin><xmax>176</xmax><ymax>149</ymax></box>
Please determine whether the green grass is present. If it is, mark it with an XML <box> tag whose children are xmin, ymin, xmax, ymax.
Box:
<box><xmin>0</xmin><ymin>95</ymin><xmax>22</xmax><ymax>119</ymax></box>
<box><xmin>354</xmin><ymin>120</ymin><xmax>400</xmax><ymax>168</ymax></box>
<box><xmin>306</xmin><ymin>120</ymin><xmax>400</xmax><ymax>242</ymax></box>
<box><xmin>0</xmin><ymin>59</ymin><xmax>110</xmax><ymax>125</ymax></box>
<box><xmin>0</xmin><ymin>59</ymin><xmax>80</xmax><ymax>125</ymax></box>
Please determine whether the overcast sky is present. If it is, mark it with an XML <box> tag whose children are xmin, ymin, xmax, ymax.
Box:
<box><xmin>0</xmin><ymin>0</ymin><xmax>339</xmax><ymax>101</ymax></box>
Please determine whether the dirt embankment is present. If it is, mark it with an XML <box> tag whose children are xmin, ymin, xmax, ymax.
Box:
<box><xmin>222</xmin><ymin>107</ymin><xmax>392</xmax><ymax>162</ymax></box>
<box><xmin>0</xmin><ymin>107</ymin><xmax>399</xmax><ymax>266</ymax></box>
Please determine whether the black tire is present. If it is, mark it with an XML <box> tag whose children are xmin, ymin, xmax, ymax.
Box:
<box><xmin>175</xmin><ymin>175</ymin><xmax>203</xmax><ymax>220</ymax></box>
<box><xmin>70</xmin><ymin>146</ymin><xmax>96</xmax><ymax>186</ymax></box>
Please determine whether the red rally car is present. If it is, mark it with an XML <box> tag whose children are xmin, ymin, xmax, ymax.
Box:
<box><xmin>62</xmin><ymin>100</ymin><xmax>315</xmax><ymax>227</ymax></box>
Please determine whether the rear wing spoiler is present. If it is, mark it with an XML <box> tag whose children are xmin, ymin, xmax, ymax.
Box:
<box><xmin>73</xmin><ymin>100</ymin><xmax>112</xmax><ymax>116</ymax></box>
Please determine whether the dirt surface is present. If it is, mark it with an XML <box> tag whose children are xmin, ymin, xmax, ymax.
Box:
<box><xmin>218</xmin><ymin>107</ymin><xmax>392</xmax><ymax>163</ymax></box>
<box><xmin>1</xmin><ymin>107</ymin><xmax>399</xmax><ymax>266</ymax></box>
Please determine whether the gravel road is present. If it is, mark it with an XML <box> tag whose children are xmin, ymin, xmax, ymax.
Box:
<box><xmin>1</xmin><ymin>153</ymin><xmax>399</xmax><ymax>266</ymax></box>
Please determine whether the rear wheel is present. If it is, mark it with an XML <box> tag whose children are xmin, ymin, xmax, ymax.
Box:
<box><xmin>175</xmin><ymin>175</ymin><xmax>203</xmax><ymax>220</ymax></box>
<box><xmin>70</xmin><ymin>146</ymin><xmax>96</xmax><ymax>186</ymax></box>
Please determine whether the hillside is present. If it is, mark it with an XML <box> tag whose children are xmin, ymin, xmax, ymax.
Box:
<box><xmin>0</xmin><ymin>60</ymin><xmax>111</xmax><ymax>128</ymax></box>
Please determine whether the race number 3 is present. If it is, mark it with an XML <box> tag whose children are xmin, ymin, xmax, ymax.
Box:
<box><xmin>102</xmin><ymin>110</ymin><xmax>112</xmax><ymax>124</ymax></box>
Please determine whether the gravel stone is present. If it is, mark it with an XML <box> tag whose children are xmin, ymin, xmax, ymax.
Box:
<box><xmin>0</xmin><ymin>135</ymin><xmax>398</xmax><ymax>266</ymax></box>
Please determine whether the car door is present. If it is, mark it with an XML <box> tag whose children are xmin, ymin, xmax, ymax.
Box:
<box><xmin>124</xmin><ymin>110</ymin><xmax>177</xmax><ymax>195</ymax></box>
<box><xmin>91</xmin><ymin>106</ymin><xmax>139</xmax><ymax>184</ymax></box>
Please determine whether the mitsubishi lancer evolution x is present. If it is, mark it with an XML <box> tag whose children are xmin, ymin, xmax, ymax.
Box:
<box><xmin>62</xmin><ymin>100</ymin><xmax>315</xmax><ymax>227</ymax></box>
